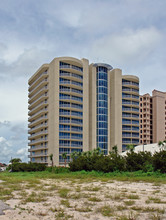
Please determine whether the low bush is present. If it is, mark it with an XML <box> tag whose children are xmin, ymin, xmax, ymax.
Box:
<box><xmin>125</xmin><ymin>151</ymin><xmax>152</xmax><ymax>172</ymax></box>
<box><xmin>69</xmin><ymin>148</ymin><xmax>166</xmax><ymax>173</ymax></box>
<box><xmin>46</xmin><ymin>166</ymin><xmax>70</xmax><ymax>173</ymax></box>
<box><xmin>153</xmin><ymin>150</ymin><xmax>166</xmax><ymax>173</ymax></box>
<box><xmin>8</xmin><ymin>162</ymin><xmax>46</xmax><ymax>172</ymax></box>
<box><xmin>69</xmin><ymin>152</ymin><xmax>126</xmax><ymax>173</ymax></box>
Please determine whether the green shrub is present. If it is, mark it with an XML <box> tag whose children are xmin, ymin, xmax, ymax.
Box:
<box><xmin>153</xmin><ymin>150</ymin><xmax>166</xmax><ymax>173</ymax></box>
<box><xmin>46</xmin><ymin>166</ymin><xmax>70</xmax><ymax>173</ymax></box>
<box><xmin>69</xmin><ymin>151</ymin><xmax>126</xmax><ymax>173</ymax></box>
<box><xmin>9</xmin><ymin>162</ymin><xmax>46</xmax><ymax>172</ymax></box>
<box><xmin>125</xmin><ymin>151</ymin><xmax>152</xmax><ymax>172</ymax></box>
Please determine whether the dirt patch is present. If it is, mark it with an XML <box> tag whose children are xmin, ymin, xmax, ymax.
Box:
<box><xmin>0</xmin><ymin>179</ymin><xmax>166</xmax><ymax>219</ymax></box>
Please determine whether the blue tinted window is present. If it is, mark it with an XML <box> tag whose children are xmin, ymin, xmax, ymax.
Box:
<box><xmin>96</xmin><ymin>66</ymin><xmax>108</xmax><ymax>154</ymax></box>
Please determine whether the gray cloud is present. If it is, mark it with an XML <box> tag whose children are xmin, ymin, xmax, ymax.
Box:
<box><xmin>0</xmin><ymin>121</ymin><xmax>28</xmax><ymax>163</ymax></box>
<box><xmin>0</xmin><ymin>0</ymin><xmax>166</xmax><ymax>163</ymax></box>
<box><xmin>0</xmin><ymin>136</ymin><xmax>28</xmax><ymax>163</ymax></box>
<box><xmin>0</xmin><ymin>121</ymin><xmax>11</xmax><ymax>127</ymax></box>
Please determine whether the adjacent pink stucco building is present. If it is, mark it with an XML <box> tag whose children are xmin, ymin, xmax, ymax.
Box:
<box><xmin>140</xmin><ymin>90</ymin><xmax>166</xmax><ymax>145</ymax></box>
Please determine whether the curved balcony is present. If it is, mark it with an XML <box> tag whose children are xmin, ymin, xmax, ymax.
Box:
<box><xmin>28</xmin><ymin>94</ymin><xmax>48</xmax><ymax>110</ymax></box>
<box><xmin>29</xmin><ymin>152</ymin><xmax>48</xmax><ymax>158</ymax></box>
<box><xmin>28</xmin><ymin>123</ymin><xmax>48</xmax><ymax>133</ymax></box>
<box><xmin>29</xmin><ymin>71</ymin><xmax>48</xmax><ymax>90</ymax></box>
<box><xmin>29</xmin><ymin>137</ymin><xmax>48</xmax><ymax>145</ymax></box>
<box><xmin>59</xmin><ymin>80</ymin><xmax>83</xmax><ymax>89</ymax></box>
<box><xmin>29</xmin><ymin>78</ymin><xmax>48</xmax><ymax>97</ymax></box>
<box><xmin>28</xmin><ymin>86</ymin><xmax>48</xmax><ymax>104</ymax></box>
<box><xmin>122</xmin><ymin>140</ymin><xmax>132</xmax><ymax>144</ymax></box>
<box><xmin>122</xmin><ymin>134</ymin><xmax>132</xmax><ymax>138</ymax></box>
<box><xmin>59</xmin><ymin>104</ymin><xmax>83</xmax><ymax>112</ymax></box>
<box><xmin>60</xmin><ymin>64</ymin><xmax>83</xmax><ymax>75</ymax></box>
<box><xmin>28</xmin><ymin>145</ymin><xmax>48</xmax><ymax>152</ymax></box>
<box><xmin>59</xmin><ymin>97</ymin><xmax>83</xmax><ymax>104</ymax></box>
<box><xmin>60</xmin><ymin>88</ymin><xmax>83</xmax><ymax>97</ymax></box>
<box><xmin>28</xmin><ymin>116</ymin><xmax>48</xmax><ymax>128</ymax></box>
<box><xmin>28</xmin><ymin>130</ymin><xmax>48</xmax><ymax>140</ymax></box>
<box><xmin>60</xmin><ymin>72</ymin><xmax>83</xmax><ymax>82</ymax></box>
<box><xmin>28</xmin><ymin>109</ymin><xmax>48</xmax><ymax>122</ymax></box>
<box><xmin>122</xmin><ymin>81</ymin><xmax>139</xmax><ymax>88</ymax></box>
<box><xmin>28</xmin><ymin>101</ymin><xmax>48</xmax><ymax>116</ymax></box>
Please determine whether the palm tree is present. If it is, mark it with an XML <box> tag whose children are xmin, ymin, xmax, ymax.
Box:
<box><xmin>49</xmin><ymin>154</ymin><xmax>54</xmax><ymax>171</ymax></box>
<box><xmin>82</xmin><ymin>151</ymin><xmax>88</xmax><ymax>157</ymax></box>
<box><xmin>158</xmin><ymin>141</ymin><xmax>164</xmax><ymax>151</ymax></box>
<box><xmin>112</xmin><ymin>145</ymin><xmax>118</xmax><ymax>155</ymax></box>
<box><xmin>93</xmin><ymin>147</ymin><xmax>101</xmax><ymax>156</ymax></box>
<box><xmin>70</xmin><ymin>151</ymin><xmax>78</xmax><ymax>161</ymax></box>
<box><xmin>126</xmin><ymin>144</ymin><xmax>134</xmax><ymax>153</ymax></box>
<box><xmin>87</xmin><ymin>151</ymin><xmax>92</xmax><ymax>158</ymax></box>
<box><xmin>62</xmin><ymin>153</ymin><xmax>67</xmax><ymax>167</ymax></box>
<box><xmin>10</xmin><ymin>158</ymin><xmax>22</xmax><ymax>163</ymax></box>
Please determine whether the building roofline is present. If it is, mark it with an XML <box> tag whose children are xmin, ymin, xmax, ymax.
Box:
<box><xmin>93</xmin><ymin>63</ymin><xmax>113</xmax><ymax>70</ymax></box>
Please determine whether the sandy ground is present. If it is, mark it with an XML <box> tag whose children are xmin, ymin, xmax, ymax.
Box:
<box><xmin>0</xmin><ymin>179</ymin><xmax>166</xmax><ymax>220</ymax></box>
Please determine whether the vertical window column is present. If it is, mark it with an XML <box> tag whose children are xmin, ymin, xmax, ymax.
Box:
<box><xmin>96</xmin><ymin>66</ymin><xmax>108</xmax><ymax>154</ymax></box>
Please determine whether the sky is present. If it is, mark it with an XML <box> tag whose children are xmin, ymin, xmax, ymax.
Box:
<box><xmin>0</xmin><ymin>0</ymin><xmax>166</xmax><ymax>163</ymax></box>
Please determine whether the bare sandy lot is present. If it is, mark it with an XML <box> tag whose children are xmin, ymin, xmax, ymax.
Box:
<box><xmin>0</xmin><ymin>179</ymin><xmax>166</xmax><ymax>220</ymax></box>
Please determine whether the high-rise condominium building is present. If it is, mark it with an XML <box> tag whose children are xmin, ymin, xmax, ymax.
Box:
<box><xmin>140</xmin><ymin>90</ymin><xmax>166</xmax><ymax>145</ymax></box>
<box><xmin>28</xmin><ymin>57</ymin><xmax>139</xmax><ymax>165</ymax></box>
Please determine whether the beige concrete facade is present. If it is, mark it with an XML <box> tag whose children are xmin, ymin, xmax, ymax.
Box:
<box><xmin>28</xmin><ymin>57</ymin><xmax>139</xmax><ymax>165</ymax></box>
<box><xmin>109</xmin><ymin>69</ymin><xmax>122</xmax><ymax>152</ymax></box>
<box><xmin>122</xmin><ymin>75</ymin><xmax>140</xmax><ymax>150</ymax></box>
<box><xmin>140</xmin><ymin>90</ymin><xmax>166</xmax><ymax>145</ymax></box>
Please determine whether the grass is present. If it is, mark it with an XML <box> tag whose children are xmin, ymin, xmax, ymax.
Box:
<box><xmin>0</xmin><ymin>170</ymin><xmax>166</xmax><ymax>219</ymax></box>
<box><xmin>131</xmin><ymin>206</ymin><xmax>165</xmax><ymax>214</ymax></box>
<box><xmin>21</xmin><ymin>192</ymin><xmax>47</xmax><ymax>204</ymax></box>
<box><xmin>0</xmin><ymin>170</ymin><xmax>166</xmax><ymax>184</ymax></box>
<box><xmin>60</xmin><ymin>199</ymin><xmax>71</xmax><ymax>208</ymax></box>
<box><xmin>117</xmin><ymin>211</ymin><xmax>137</xmax><ymax>220</ymax></box>
<box><xmin>124</xmin><ymin>200</ymin><xmax>135</xmax><ymax>206</ymax></box>
<box><xmin>126</xmin><ymin>194</ymin><xmax>140</xmax><ymax>199</ymax></box>
<box><xmin>75</xmin><ymin>206</ymin><xmax>92</xmax><ymax>212</ymax></box>
<box><xmin>88</xmin><ymin>196</ymin><xmax>102</xmax><ymax>202</ymax></box>
<box><xmin>116</xmin><ymin>205</ymin><xmax>128</xmax><ymax>211</ymax></box>
<box><xmin>83</xmin><ymin>186</ymin><xmax>101</xmax><ymax>191</ymax></box>
<box><xmin>58</xmin><ymin>188</ymin><xmax>70</xmax><ymax>198</ymax></box>
<box><xmin>146</xmin><ymin>196</ymin><xmax>166</xmax><ymax>204</ymax></box>
<box><xmin>96</xmin><ymin>205</ymin><xmax>114</xmax><ymax>217</ymax></box>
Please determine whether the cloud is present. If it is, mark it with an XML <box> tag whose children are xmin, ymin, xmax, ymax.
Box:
<box><xmin>90</xmin><ymin>27</ymin><xmax>162</xmax><ymax>65</ymax></box>
<box><xmin>0</xmin><ymin>121</ymin><xmax>28</xmax><ymax>164</ymax></box>
<box><xmin>0</xmin><ymin>135</ymin><xmax>28</xmax><ymax>164</ymax></box>
<box><xmin>0</xmin><ymin>121</ymin><xmax>10</xmax><ymax>127</ymax></box>
<box><xmin>0</xmin><ymin>0</ymin><xmax>166</xmax><ymax>163</ymax></box>
<box><xmin>0</xmin><ymin>137</ymin><xmax>13</xmax><ymax>161</ymax></box>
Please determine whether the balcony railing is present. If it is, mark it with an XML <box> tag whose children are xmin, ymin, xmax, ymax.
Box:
<box><xmin>28</xmin><ymin>100</ymin><xmax>48</xmax><ymax>114</ymax></box>
<box><xmin>29</xmin><ymin>71</ymin><xmax>47</xmax><ymax>88</ymax></box>
<box><xmin>59</xmin><ymin>80</ymin><xmax>83</xmax><ymax>87</ymax></box>
<box><xmin>29</xmin><ymin>93</ymin><xmax>48</xmax><ymax>108</ymax></box>
<box><xmin>28</xmin><ymin>146</ymin><xmax>48</xmax><ymax>152</ymax></box>
<box><xmin>28</xmin><ymin>109</ymin><xmax>48</xmax><ymax>121</ymax></box>
<box><xmin>29</xmin><ymin>153</ymin><xmax>48</xmax><ymax>157</ymax></box>
<box><xmin>28</xmin><ymin>123</ymin><xmax>48</xmax><ymax>133</ymax></box>
<box><xmin>60</xmin><ymin>88</ymin><xmax>83</xmax><ymax>95</ymax></box>
<box><xmin>29</xmin><ymin>130</ymin><xmax>48</xmax><ymax>139</ymax></box>
<box><xmin>29</xmin><ymin>137</ymin><xmax>48</xmax><ymax>145</ymax></box>
<box><xmin>29</xmin><ymin>116</ymin><xmax>48</xmax><ymax>127</ymax></box>
<box><xmin>122</xmin><ymin>82</ymin><xmax>139</xmax><ymax>86</ymax></box>
<box><xmin>60</xmin><ymin>64</ymin><xmax>83</xmax><ymax>72</ymax></box>
<box><xmin>71</xmin><ymin>120</ymin><xmax>83</xmax><ymax>125</ymax></box>
<box><xmin>28</xmin><ymin>85</ymin><xmax>48</xmax><ymax>101</ymax></box>
<box><xmin>29</xmin><ymin>78</ymin><xmax>48</xmax><ymax>95</ymax></box>
<box><xmin>60</xmin><ymin>72</ymin><xmax>83</xmax><ymax>80</ymax></box>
